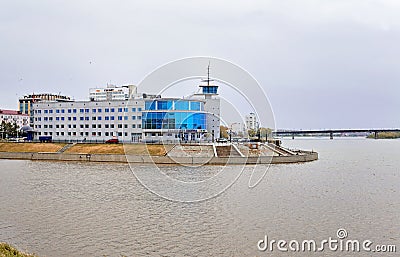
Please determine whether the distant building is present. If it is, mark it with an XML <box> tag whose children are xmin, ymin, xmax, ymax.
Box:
<box><xmin>19</xmin><ymin>93</ymin><xmax>72</xmax><ymax>125</ymax></box>
<box><xmin>0</xmin><ymin>109</ymin><xmax>29</xmax><ymax>128</ymax></box>
<box><xmin>89</xmin><ymin>84</ymin><xmax>140</xmax><ymax>101</ymax></box>
<box><xmin>245</xmin><ymin>112</ymin><xmax>258</xmax><ymax>130</ymax></box>
<box><xmin>230</xmin><ymin>122</ymin><xmax>245</xmax><ymax>136</ymax></box>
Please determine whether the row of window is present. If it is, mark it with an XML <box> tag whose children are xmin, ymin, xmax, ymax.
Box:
<box><xmin>41</xmin><ymin>132</ymin><xmax>142</xmax><ymax>137</ymax></box>
<box><xmin>36</xmin><ymin>124</ymin><xmax>142</xmax><ymax>129</ymax></box>
<box><xmin>36</xmin><ymin>116</ymin><xmax>142</xmax><ymax>122</ymax></box>
<box><xmin>142</xmin><ymin>112</ymin><xmax>206</xmax><ymax>130</ymax></box>
<box><xmin>36</xmin><ymin>107</ymin><xmax>142</xmax><ymax>114</ymax></box>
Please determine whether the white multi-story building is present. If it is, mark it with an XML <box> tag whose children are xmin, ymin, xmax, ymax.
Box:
<box><xmin>245</xmin><ymin>112</ymin><xmax>259</xmax><ymax>130</ymax></box>
<box><xmin>33</xmin><ymin>81</ymin><xmax>221</xmax><ymax>143</ymax></box>
<box><xmin>0</xmin><ymin>109</ymin><xmax>29</xmax><ymax>128</ymax></box>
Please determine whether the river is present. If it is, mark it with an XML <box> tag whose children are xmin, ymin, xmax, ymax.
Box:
<box><xmin>0</xmin><ymin>138</ymin><xmax>399</xmax><ymax>256</ymax></box>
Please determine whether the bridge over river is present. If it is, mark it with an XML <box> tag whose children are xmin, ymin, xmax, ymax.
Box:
<box><xmin>273</xmin><ymin>129</ymin><xmax>400</xmax><ymax>139</ymax></box>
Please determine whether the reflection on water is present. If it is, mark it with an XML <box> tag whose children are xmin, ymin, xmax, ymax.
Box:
<box><xmin>0</xmin><ymin>138</ymin><xmax>399</xmax><ymax>256</ymax></box>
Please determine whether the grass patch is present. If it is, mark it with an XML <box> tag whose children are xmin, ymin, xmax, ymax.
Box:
<box><xmin>0</xmin><ymin>242</ymin><xmax>37</xmax><ymax>257</ymax></box>
<box><xmin>65</xmin><ymin>143</ymin><xmax>172</xmax><ymax>156</ymax></box>
<box><xmin>0</xmin><ymin>143</ymin><xmax>65</xmax><ymax>153</ymax></box>
<box><xmin>367</xmin><ymin>132</ymin><xmax>400</xmax><ymax>139</ymax></box>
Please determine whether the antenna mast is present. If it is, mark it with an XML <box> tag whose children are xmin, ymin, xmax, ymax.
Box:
<box><xmin>207</xmin><ymin>62</ymin><xmax>210</xmax><ymax>86</ymax></box>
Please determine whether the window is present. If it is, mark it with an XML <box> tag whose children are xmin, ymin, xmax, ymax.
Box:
<box><xmin>85</xmin><ymin>109</ymin><xmax>89</xmax><ymax>113</ymax></box>
<box><xmin>138</xmin><ymin>108</ymin><xmax>142</xmax><ymax>112</ymax></box>
<box><xmin>110</xmin><ymin>116</ymin><xmax>115</xmax><ymax>120</ymax></box>
<box><xmin>73</xmin><ymin>117</ymin><xmax>77</xmax><ymax>121</ymax></box>
<box><xmin>80</xmin><ymin>109</ymin><xmax>84</xmax><ymax>113</ymax></box>
<box><xmin>105</xmin><ymin>108</ymin><xmax>109</xmax><ymax>113</ymax></box>
<box><xmin>73</xmin><ymin>109</ymin><xmax>77</xmax><ymax>113</ymax></box>
<box><xmin>105</xmin><ymin>116</ymin><xmax>109</xmax><ymax>120</ymax></box>
<box><xmin>105</xmin><ymin>124</ymin><xmax>109</xmax><ymax>128</ymax></box>
<box><xmin>98</xmin><ymin>108</ymin><xmax>102</xmax><ymax>113</ymax></box>
<box><xmin>92</xmin><ymin>124</ymin><xmax>96</xmax><ymax>128</ymax></box>
<box><xmin>118</xmin><ymin>116</ymin><xmax>122</xmax><ymax>120</ymax></box>
<box><xmin>92</xmin><ymin>109</ymin><xmax>96</xmax><ymax>113</ymax></box>
<box><xmin>61</xmin><ymin>109</ymin><xmax>65</xmax><ymax>113</ymax></box>
<box><xmin>56</xmin><ymin>109</ymin><xmax>60</xmax><ymax>113</ymax></box>
<box><xmin>118</xmin><ymin>124</ymin><xmax>123</xmax><ymax>128</ymax></box>
<box><xmin>92</xmin><ymin>117</ymin><xmax>96</xmax><ymax>120</ymax></box>
<box><xmin>190</xmin><ymin>101</ymin><xmax>201</xmax><ymax>111</ymax></box>
<box><xmin>111</xmin><ymin>108</ymin><xmax>115</xmax><ymax>112</ymax></box>
<box><xmin>132</xmin><ymin>108</ymin><xmax>136</xmax><ymax>112</ymax></box>
<box><xmin>174</xmin><ymin>100</ymin><xmax>189</xmax><ymax>110</ymax></box>
<box><xmin>124</xmin><ymin>108</ymin><xmax>128</xmax><ymax>112</ymax></box>
<box><xmin>80</xmin><ymin>117</ymin><xmax>84</xmax><ymax>121</ymax></box>
<box><xmin>157</xmin><ymin>101</ymin><xmax>172</xmax><ymax>110</ymax></box>
<box><xmin>68</xmin><ymin>109</ymin><xmax>72</xmax><ymax>113</ymax></box>
<box><xmin>118</xmin><ymin>108</ymin><xmax>123</xmax><ymax>112</ymax></box>
<box><xmin>132</xmin><ymin>124</ymin><xmax>136</xmax><ymax>128</ymax></box>
<box><xmin>124</xmin><ymin>116</ymin><xmax>128</xmax><ymax>120</ymax></box>
<box><xmin>97</xmin><ymin>124</ymin><xmax>101</xmax><ymax>128</ymax></box>
<box><xmin>56</xmin><ymin>117</ymin><xmax>60</xmax><ymax>121</ymax></box>
<box><xmin>85</xmin><ymin>117</ymin><xmax>89</xmax><ymax>121</ymax></box>
<box><xmin>132</xmin><ymin>116</ymin><xmax>136</xmax><ymax>120</ymax></box>
<box><xmin>98</xmin><ymin>116</ymin><xmax>102</xmax><ymax>120</ymax></box>
<box><xmin>124</xmin><ymin>124</ymin><xmax>128</xmax><ymax>129</ymax></box>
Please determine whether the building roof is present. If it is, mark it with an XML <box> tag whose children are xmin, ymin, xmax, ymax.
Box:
<box><xmin>0</xmin><ymin>109</ymin><xmax>29</xmax><ymax>116</ymax></box>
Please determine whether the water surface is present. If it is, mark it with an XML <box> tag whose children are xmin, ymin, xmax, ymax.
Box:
<box><xmin>0</xmin><ymin>138</ymin><xmax>399</xmax><ymax>256</ymax></box>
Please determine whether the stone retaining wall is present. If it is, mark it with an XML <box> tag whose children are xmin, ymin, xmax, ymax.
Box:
<box><xmin>0</xmin><ymin>151</ymin><xmax>318</xmax><ymax>165</ymax></box>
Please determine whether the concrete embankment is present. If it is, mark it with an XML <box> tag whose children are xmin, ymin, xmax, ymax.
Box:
<box><xmin>0</xmin><ymin>151</ymin><xmax>318</xmax><ymax>165</ymax></box>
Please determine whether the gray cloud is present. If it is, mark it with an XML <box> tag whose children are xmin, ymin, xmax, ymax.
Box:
<box><xmin>1</xmin><ymin>0</ymin><xmax>399</xmax><ymax>129</ymax></box>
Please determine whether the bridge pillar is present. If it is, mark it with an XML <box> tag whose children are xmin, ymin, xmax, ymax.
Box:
<box><xmin>374</xmin><ymin>131</ymin><xmax>378</xmax><ymax>139</ymax></box>
<box><xmin>330</xmin><ymin>132</ymin><xmax>333</xmax><ymax>140</ymax></box>
<box><xmin>292</xmin><ymin>133</ymin><xmax>294</xmax><ymax>140</ymax></box>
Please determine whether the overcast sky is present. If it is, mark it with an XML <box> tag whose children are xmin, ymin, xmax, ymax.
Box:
<box><xmin>1</xmin><ymin>0</ymin><xmax>399</xmax><ymax>129</ymax></box>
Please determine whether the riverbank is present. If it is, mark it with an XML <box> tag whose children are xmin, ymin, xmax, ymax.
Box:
<box><xmin>0</xmin><ymin>142</ymin><xmax>318</xmax><ymax>164</ymax></box>
<box><xmin>0</xmin><ymin>242</ymin><xmax>36</xmax><ymax>257</ymax></box>
<box><xmin>0</xmin><ymin>150</ymin><xmax>318</xmax><ymax>164</ymax></box>
<box><xmin>367</xmin><ymin>132</ymin><xmax>400</xmax><ymax>139</ymax></box>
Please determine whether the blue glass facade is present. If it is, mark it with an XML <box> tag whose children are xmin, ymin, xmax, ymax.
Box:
<box><xmin>142</xmin><ymin>112</ymin><xmax>206</xmax><ymax>130</ymax></box>
<box><xmin>145</xmin><ymin>100</ymin><xmax>203</xmax><ymax>111</ymax></box>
